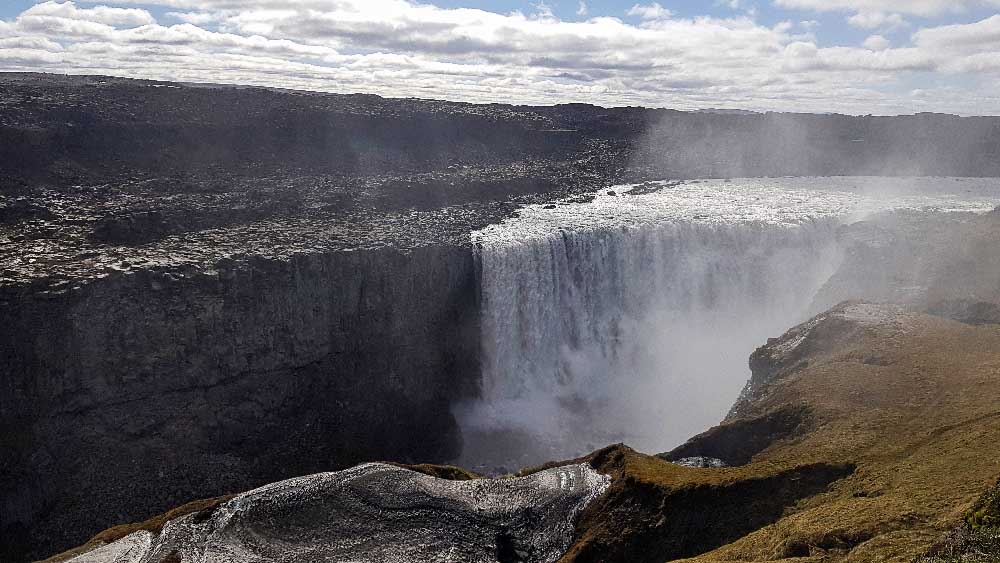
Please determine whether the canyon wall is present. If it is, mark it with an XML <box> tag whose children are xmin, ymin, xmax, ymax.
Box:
<box><xmin>0</xmin><ymin>245</ymin><xmax>479</xmax><ymax>560</ymax></box>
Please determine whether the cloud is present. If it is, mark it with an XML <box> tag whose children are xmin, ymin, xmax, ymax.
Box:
<box><xmin>0</xmin><ymin>0</ymin><xmax>997</xmax><ymax>114</ymax></box>
<box><xmin>532</xmin><ymin>1</ymin><xmax>555</xmax><ymax>20</ymax></box>
<box><xmin>25</xmin><ymin>1</ymin><xmax>154</xmax><ymax>27</ymax></box>
<box><xmin>847</xmin><ymin>11</ymin><xmax>908</xmax><ymax>30</ymax></box>
<box><xmin>914</xmin><ymin>14</ymin><xmax>1000</xmax><ymax>50</ymax></box>
<box><xmin>0</xmin><ymin>36</ymin><xmax>64</xmax><ymax>51</ymax></box>
<box><xmin>16</xmin><ymin>13</ymin><xmax>116</xmax><ymax>40</ymax></box>
<box><xmin>863</xmin><ymin>34</ymin><xmax>890</xmax><ymax>50</ymax></box>
<box><xmin>166</xmin><ymin>11</ymin><xmax>220</xmax><ymax>25</ymax></box>
<box><xmin>773</xmin><ymin>0</ymin><xmax>999</xmax><ymax>17</ymax></box>
<box><xmin>626</xmin><ymin>3</ymin><xmax>672</xmax><ymax>20</ymax></box>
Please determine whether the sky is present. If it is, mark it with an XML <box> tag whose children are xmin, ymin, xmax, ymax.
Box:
<box><xmin>2</xmin><ymin>1</ymin><xmax>1000</xmax><ymax>114</ymax></box>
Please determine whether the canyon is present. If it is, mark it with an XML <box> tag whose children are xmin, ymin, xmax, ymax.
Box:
<box><xmin>4</xmin><ymin>73</ymin><xmax>1000</xmax><ymax>562</ymax></box>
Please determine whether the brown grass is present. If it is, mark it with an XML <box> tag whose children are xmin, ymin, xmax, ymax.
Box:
<box><xmin>387</xmin><ymin>462</ymin><xmax>481</xmax><ymax>481</ymax></box>
<box><xmin>36</xmin><ymin>494</ymin><xmax>235</xmax><ymax>563</ymax></box>
<box><xmin>661</xmin><ymin>312</ymin><xmax>1000</xmax><ymax>562</ymax></box>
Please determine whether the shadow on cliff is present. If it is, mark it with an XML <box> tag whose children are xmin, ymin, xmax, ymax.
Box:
<box><xmin>550</xmin><ymin>445</ymin><xmax>854</xmax><ymax>563</ymax></box>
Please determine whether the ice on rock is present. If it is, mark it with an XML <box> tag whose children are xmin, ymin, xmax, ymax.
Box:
<box><xmin>66</xmin><ymin>463</ymin><xmax>610</xmax><ymax>563</ymax></box>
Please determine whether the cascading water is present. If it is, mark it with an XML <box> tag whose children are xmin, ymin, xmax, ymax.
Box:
<box><xmin>456</xmin><ymin>177</ymin><xmax>1000</xmax><ymax>471</ymax></box>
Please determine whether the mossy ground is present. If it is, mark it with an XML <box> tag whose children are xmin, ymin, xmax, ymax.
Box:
<box><xmin>37</xmin><ymin>494</ymin><xmax>235</xmax><ymax>563</ymax></box>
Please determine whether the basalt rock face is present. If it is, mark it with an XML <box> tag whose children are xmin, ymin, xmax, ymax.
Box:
<box><xmin>1</xmin><ymin>245</ymin><xmax>480</xmax><ymax>561</ymax></box>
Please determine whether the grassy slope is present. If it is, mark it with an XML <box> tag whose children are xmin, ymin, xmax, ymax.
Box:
<box><xmin>592</xmin><ymin>310</ymin><xmax>1000</xmax><ymax>563</ymax></box>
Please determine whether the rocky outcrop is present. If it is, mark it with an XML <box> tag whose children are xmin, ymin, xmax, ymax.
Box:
<box><xmin>52</xmin><ymin>463</ymin><xmax>610</xmax><ymax>563</ymax></box>
<box><xmin>728</xmin><ymin>302</ymin><xmax>912</xmax><ymax>419</ymax></box>
<box><xmin>558</xmin><ymin>446</ymin><xmax>854</xmax><ymax>563</ymax></box>
<box><xmin>658</xmin><ymin>405</ymin><xmax>812</xmax><ymax>466</ymax></box>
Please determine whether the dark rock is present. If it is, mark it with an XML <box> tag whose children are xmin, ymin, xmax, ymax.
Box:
<box><xmin>658</xmin><ymin>405</ymin><xmax>812</xmax><ymax>466</ymax></box>
<box><xmin>1</xmin><ymin>245</ymin><xmax>481</xmax><ymax>561</ymax></box>
<box><xmin>669</xmin><ymin>456</ymin><xmax>727</xmax><ymax>468</ymax></box>
<box><xmin>926</xmin><ymin>299</ymin><xmax>1000</xmax><ymax>326</ymax></box>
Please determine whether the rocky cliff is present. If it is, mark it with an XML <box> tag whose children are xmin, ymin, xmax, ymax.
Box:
<box><xmin>1</xmin><ymin>244</ymin><xmax>482</xmax><ymax>560</ymax></box>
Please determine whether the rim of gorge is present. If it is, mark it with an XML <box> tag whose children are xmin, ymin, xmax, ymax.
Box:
<box><xmin>3</xmin><ymin>73</ymin><xmax>1000</xmax><ymax>563</ymax></box>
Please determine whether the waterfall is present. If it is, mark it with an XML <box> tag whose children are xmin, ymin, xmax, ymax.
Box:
<box><xmin>457</xmin><ymin>177</ymin><xmax>1000</xmax><ymax>471</ymax></box>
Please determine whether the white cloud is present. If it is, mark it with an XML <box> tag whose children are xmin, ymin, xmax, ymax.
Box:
<box><xmin>25</xmin><ymin>1</ymin><xmax>154</xmax><ymax>27</ymax></box>
<box><xmin>16</xmin><ymin>14</ymin><xmax>116</xmax><ymax>40</ymax></box>
<box><xmin>914</xmin><ymin>14</ymin><xmax>1000</xmax><ymax>50</ymax></box>
<box><xmin>0</xmin><ymin>0</ymin><xmax>996</xmax><ymax>114</ymax></box>
<box><xmin>166</xmin><ymin>11</ymin><xmax>221</xmax><ymax>25</ymax></box>
<box><xmin>577</xmin><ymin>1</ymin><xmax>588</xmax><ymax>17</ymax></box>
<box><xmin>863</xmin><ymin>34</ymin><xmax>890</xmax><ymax>50</ymax></box>
<box><xmin>773</xmin><ymin>0</ymin><xmax>999</xmax><ymax>17</ymax></box>
<box><xmin>848</xmin><ymin>11</ymin><xmax>908</xmax><ymax>30</ymax></box>
<box><xmin>626</xmin><ymin>3</ymin><xmax>672</xmax><ymax>20</ymax></box>
<box><xmin>532</xmin><ymin>1</ymin><xmax>555</xmax><ymax>20</ymax></box>
<box><xmin>0</xmin><ymin>36</ymin><xmax>64</xmax><ymax>51</ymax></box>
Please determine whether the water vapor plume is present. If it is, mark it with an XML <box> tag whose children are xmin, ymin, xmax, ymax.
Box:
<box><xmin>456</xmin><ymin>177</ymin><xmax>1000</xmax><ymax>472</ymax></box>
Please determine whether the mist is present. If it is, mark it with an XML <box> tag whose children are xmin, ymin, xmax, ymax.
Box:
<box><xmin>453</xmin><ymin>171</ymin><xmax>1000</xmax><ymax>472</ymax></box>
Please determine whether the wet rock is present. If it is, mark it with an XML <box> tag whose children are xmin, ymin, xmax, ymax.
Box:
<box><xmin>668</xmin><ymin>456</ymin><xmax>727</xmax><ymax>468</ymax></box>
<box><xmin>0</xmin><ymin>198</ymin><xmax>53</xmax><ymax>223</ymax></box>
<box><xmin>1</xmin><ymin>245</ymin><xmax>482</xmax><ymax>561</ymax></box>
